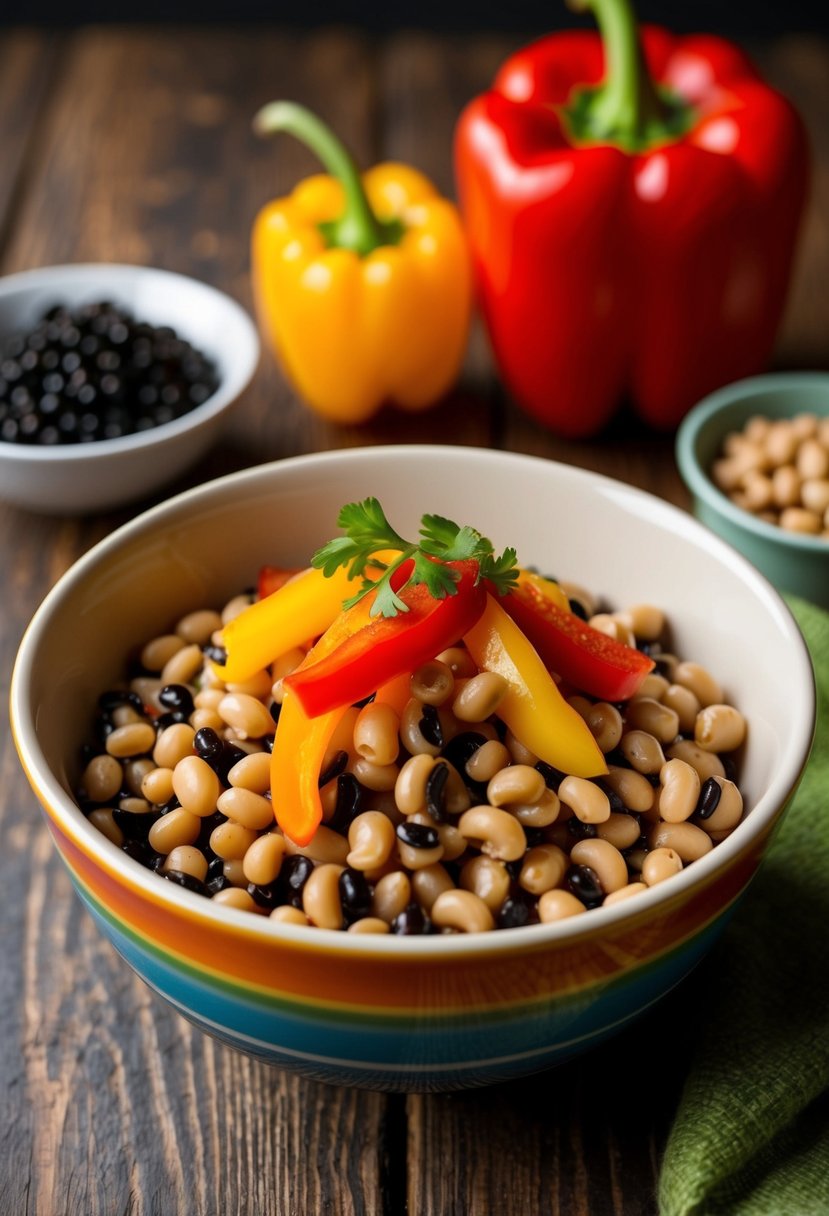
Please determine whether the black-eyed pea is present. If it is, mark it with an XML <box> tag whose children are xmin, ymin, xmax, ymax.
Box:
<box><xmin>666</xmin><ymin>739</ymin><xmax>726</xmax><ymax>783</ymax></box>
<box><xmin>212</xmin><ymin>887</ymin><xmax>260</xmax><ymax>912</ymax></box>
<box><xmin>88</xmin><ymin>808</ymin><xmax>124</xmax><ymax>846</ymax></box>
<box><xmin>796</xmin><ymin>437</ymin><xmax>829</xmax><ymax>480</ymax></box>
<box><xmin>596</xmin><ymin>812</ymin><xmax>642</xmax><ymax>850</ymax></box>
<box><xmin>620</xmin><ymin>730</ymin><xmax>665</xmax><ymax>775</ymax></box>
<box><xmin>558</xmin><ymin>776</ymin><xmax>611</xmax><ymax>824</ymax></box>
<box><xmin>543</xmin><ymin>821</ymin><xmax>572</xmax><ymax>851</ymax></box>
<box><xmin>105</xmin><ymin>721</ymin><xmax>156</xmax><ymax>759</ymax></box>
<box><xmin>458</xmin><ymin>806</ymin><xmax>527</xmax><ymax>861</ymax></box>
<box><xmin>148</xmin><ymin>807</ymin><xmax>201</xmax><ymax>854</ymax></box>
<box><xmin>431</xmin><ymin>889</ymin><xmax>494</xmax><ymax>933</ymax></box>
<box><xmin>140</xmin><ymin>633</ymin><xmax>184</xmax><ymax>673</ymax></box>
<box><xmin>466</xmin><ymin>740</ymin><xmax>511</xmax><ymax>784</ymax></box>
<box><xmin>452</xmin><ymin>672</ymin><xmax>509</xmax><ymax>724</ymax></box>
<box><xmin>672</xmin><ymin>661</ymin><xmax>723</xmax><ymax>708</ymax></box>
<box><xmin>436</xmin><ymin>646</ymin><xmax>478</xmax><ymax>678</ymax></box>
<box><xmin>221</xmin><ymin>593</ymin><xmax>254</xmax><ymax>625</ymax></box>
<box><xmin>604</xmin><ymin>766</ymin><xmax>656</xmax><ymax>814</ymax></box>
<box><xmin>559</xmin><ymin>580</ymin><xmax>597</xmax><ymax>618</ymax></box>
<box><xmin>111</xmin><ymin>704</ymin><xmax>143</xmax><ymax>727</ymax></box>
<box><xmin>269</xmin><ymin>646</ymin><xmax>307</xmax><ymax>704</ymax></box>
<box><xmin>176</xmin><ymin>608</ymin><xmax>223</xmax><ymax>646</ymax></box>
<box><xmin>399</xmin><ymin>698</ymin><xmax>443</xmax><ymax>757</ymax></box>
<box><xmin>270</xmin><ymin>905</ymin><xmax>309</xmax><ymax>925</ymax></box>
<box><xmin>510</xmin><ymin>790</ymin><xmax>560</xmax><ymax>828</ymax></box>
<box><xmin>363</xmin><ymin>791</ymin><xmax>404</xmax><ymax>824</ymax></box>
<box><xmin>584</xmin><ymin>702</ymin><xmax>624</xmax><ymax>753</ymax></box>
<box><xmin>302</xmin><ymin>863</ymin><xmax>345</xmax><ymax>929</ymax></box>
<box><xmin>641</xmin><ymin>847</ymin><xmax>683</xmax><ymax>886</ymax></box>
<box><xmin>802</xmin><ymin>478</ymin><xmax>829</xmax><ymax>516</ymax></box>
<box><xmin>603</xmin><ymin>882</ymin><xmax>649</xmax><ymax>906</ymax></box>
<box><xmin>371</xmin><ymin>870</ymin><xmax>411</xmax><ymax>923</ymax></box>
<box><xmin>569</xmin><ymin>838</ymin><xmax>627</xmax><ymax>894</ymax></box>
<box><xmin>518</xmin><ymin>844</ymin><xmax>568</xmax><ymax>895</ymax></box>
<box><xmin>411</xmin><ymin>863</ymin><xmax>456</xmax><ymax>912</ymax></box>
<box><xmin>130</xmin><ymin>676</ymin><xmax>163</xmax><ymax>710</ymax></box>
<box><xmin>223</xmin><ymin>859</ymin><xmax>247</xmax><ymax>887</ymax></box>
<box><xmin>348</xmin><ymin>917</ymin><xmax>391</xmax><ymax>934</ymax></box>
<box><xmin>161</xmin><ymin>643</ymin><xmax>204</xmax><ymax>687</ymax></box>
<box><xmin>81</xmin><ymin>753</ymin><xmax>123</xmax><ymax>802</ymax></box>
<box><xmin>217</xmin><ymin>787</ymin><xmax>274</xmax><ymax>832</ymax></box>
<box><xmin>588</xmin><ymin>613</ymin><xmax>635</xmax><ymax>646</ymax></box>
<box><xmin>504</xmin><ymin>730</ymin><xmax>538</xmax><ymax>766</ymax></box>
<box><xmin>189</xmin><ymin>708</ymin><xmax>225</xmax><ymax>734</ymax></box>
<box><xmin>210</xmin><ymin>821</ymin><xmax>259</xmax><ymax>861</ymax></box>
<box><xmin>163</xmin><ymin>845</ymin><xmax>208</xmax><ymax>882</ymax></box>
<box><xmin>123</xmin><ymin>757</ymin><xmax>154</xmax><ymax>796</ymax></box>
<box><xmin>486</xmin><ymin>764</ymin><xmax>546</xmax><ymax>808</ymax></box>
<box><xmin>195</xmin><ymin>687</ymin><xmax>225</xmax><ymax>711</ymax></box>
<box><xmin>459</xmin><ymin>856</ymin><xmax>511</xmax><ymax>912</ymax></box>
<box><xmin>319</xmin><ymin>779</ymin><xmax>340</xmax><ymax>823</ymax></box>
<box><xmin>227</xmin><ymin>669</ymin><xmax>273</xmax><ymax>701</ymax></box>
<box><xmin>395</xmin><ymin>753</ymin><xmax>437</xmax><ymax>816</ymax></box>
<box><xmin>742</xmin><ymin>471</ymin><xmax>774</xmax><ymax>512</ymax></box>
<box><xmin>765</xmin><ymin>420</ymin><xmax>798</xmax><ymax>466</ymax></box>
<box><xmin>662</xmin><ymin>683</ymin><xmax>701</xmax><ymax>734</ymax></box>
<box><xmin>431</xmin><ymin>761</ymin><xmax>471</xmax><ymax>817</ymax></box>
<box><xmin>243</xmin><ymin>832</ymin><xmax>285</xmax><ymax>886</ymax></box>
<box><xmin>347</xmin><ymin>811</ymin><xmax>396</xmax><ymax>871</ymax></box>
<box><xmin>632</xmin><ymin>673</ymin><xmax>670</xmax><ymax>702</ymax></box>
<box><xmin>694</xmin><ymin>704</ymin><xmax>747</xmax><ymax>753</ymax></box>
<box><xmin>623</xmin><ymin>699</ymin><xmax>679</xmax><ymax>745</ymax></box>
<box><xmin>625</xmin><ymin>847</ymin><xmax>649</xmax><ymax>874</ymax></box>
<box><xmin>153</xmin><ymin>722</ymin><xmax>196</xmax><ymax>769</ymax></box>
<box><xmin>697</xmin><ymin>776</ymin><xmax>743</xmax><ymax>835</ymax></box>
<box><xmin>352</xmin><ymin>758</ymin><xmax>400</xmax><ymax>792</ymax></box>
<box><xmin>538</xmin><ymin>889</ymin><xmax>585</xmax><ymax>922</ymax></box>
<box><xmin>648</xmin><ymin>821</ymin><xmax>713</xmax><ymax>862</ymax></box>
<box><xmin>354</xmin><ymin>702</ymin><xmax>401</xmax><ymax>766</ymax></box>
<box><xmin>218</xmin><ymin>692</ymin><xmax>275</xmax><ymax>740</ymax></box>
<box><xmin>410</xmin><ymin>659</ymin><xmax>455</xmax><ymax>706</ymax></box>
<box><xmin>172</xmin><ymin>755</ymin><xmax>221</xmax><ymax>817</ymax></box>
<box><xmin>567</xmin><ymin>694</ymin><xmax>592</xmax><ymax>719</ymax></box>
<box><xmin>657</xmin><ymin>758</ymin><xmax>701</xmax><ymax>824</ymax></box>
<box><xmin>119</xmin><ymin>796</ymin><xmax>152</xmax><ymax>816</ymax></box>
<box><xmin>284</xmin><ymin>825</ymin><xmax>350</xmax><ymax>866</ymax></box>
<box><xmin>396</xmin><ymin>822</ymin><xmax>444</xmax><ymax>871</ymax></box>
<box><xmin>435</xmin><ymin>822</ymin><xmax>467</xmax><ymax>862</ymax></box>
<box><xmin>617</xmin><ymin>604</ymin><xmax>665</xmax><ymax>642</ymax></box>
<box><xmin>228</xmin><ymin>750</ymin><xmax>271</xmax><ymax>794</ymax></box>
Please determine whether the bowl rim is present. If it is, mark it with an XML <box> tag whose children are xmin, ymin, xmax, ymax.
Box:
<box><xmin>10</xmin><ymin>445</ymin><xmax>817</xmax><ymax>959</ymax></box>
<box><xmin>676</xmin><ymin>371</ymin><xmax>829</xmax><ymax>553</ymax></box>
<box><xmin>0</xmin><ymin>261</ymin><xmax>260</xmax><ymax>461</ymax></box>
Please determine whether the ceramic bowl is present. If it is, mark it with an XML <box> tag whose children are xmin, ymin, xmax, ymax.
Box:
<box><xmin>0</xmin><ymin>263</ymin><xmax>259</xmax><ymax>513</ymax></box>
<box><xmin>676</xmin><ymin>372</ymin><xmax>829</xmax><ymax>608</ymax></box>
<box><xmin>10</xmin><ymin>446</ymin><xmax>815</xmax><ymax>1091</ymax></box>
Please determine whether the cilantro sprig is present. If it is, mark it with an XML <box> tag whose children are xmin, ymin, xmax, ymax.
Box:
<box><xmin>312</xmin><ymin>498</ymin><xmax>519</xmax><ymax>618</ymax></box>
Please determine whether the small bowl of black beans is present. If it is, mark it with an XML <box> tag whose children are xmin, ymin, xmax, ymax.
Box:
<box><xmin>0</xmin><ymin>263</ymin><xmax>259</xmax><ymax>513</ymax></box>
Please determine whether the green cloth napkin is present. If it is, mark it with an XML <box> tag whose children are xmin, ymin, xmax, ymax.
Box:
<box><xmin>659</xmin><ymin>596</ymin><xmax>829</xmax><ymax>1216</ymax></box>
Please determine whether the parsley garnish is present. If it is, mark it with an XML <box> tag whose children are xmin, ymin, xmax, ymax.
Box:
<box><xmin>312</xmin><ymin>498</ymin><xmax>519</xmax><ymax>618</ymax></box>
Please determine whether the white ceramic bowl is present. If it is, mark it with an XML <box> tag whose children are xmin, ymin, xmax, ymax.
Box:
<box><xmin>0</xmin><ymin>263</ymin><xmax>260</xmax><ymax>513</ymax></box>
<box><xmin>11</xmin><ymin>447</ymin><xmax>815</xmax><ymax>1090</ymax></box>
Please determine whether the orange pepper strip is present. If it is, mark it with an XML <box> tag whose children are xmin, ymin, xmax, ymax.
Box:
<box><xmin>463</xmin><ymin>594</ymin><xmax>607</xmax><ymax>779</ymax></box>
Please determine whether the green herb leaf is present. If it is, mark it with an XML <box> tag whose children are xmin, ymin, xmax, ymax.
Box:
<box><xmin>311</xmin><ymin>497</ymin><xmax>519</xmax><ymax>617</ymax></box>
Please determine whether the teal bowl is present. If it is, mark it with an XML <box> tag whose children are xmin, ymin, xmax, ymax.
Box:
<box><xmin>676</xmin><ymin>373</ymin><xmax>829</xmax><ymax>609</ymax></box>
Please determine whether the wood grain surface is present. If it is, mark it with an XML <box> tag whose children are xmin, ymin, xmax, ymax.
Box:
<box><xmin>0</xmin><ymin>25</ymin><xmax>826</xmax><ymax>1216</ymax></box>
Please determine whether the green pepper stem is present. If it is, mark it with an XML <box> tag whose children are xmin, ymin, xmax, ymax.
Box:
<box><xmin>253</xmin><ymin>100</ymin><xmax>401</xmax><ymax>256</ymax></box>
<box><xmin>567</xmin><ymin>0</ymin><xmax>667</xmax><ymax>149</ymax></box>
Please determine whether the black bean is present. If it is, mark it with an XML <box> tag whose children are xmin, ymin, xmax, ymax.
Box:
<box><xmin>247</xmin><ymin>881</ymin><xmax>281</xmax><ymax>910</ymax></box>
<box><xmin>396</xmin><ymin>822</ymin><xmax>439</xmax><ymax>850</ymax></box>
<box><xmin>327</xmin><ymin>773</ymin><xmax>363</xmax><ymax>834</ymax></box>
<box><xmin>159</xmin><ymin>683</ymin><xmax>195</xmax><ymax>715</ymax></box>
<box><xmin>197</xmin><ymin>810</ymin><xmax>226</xmax><ymax>851</ymax></box>
<box><xmin>206</xmin><ymin>875</ymin><xmax>231</xmax><ymax>897</ymax></box>
<box><xmin>113</xmin><ymin>807</ymin><xmax>160</xmax><ymax>842</ymax></box>
<box><xmin>279</xmin><ymin>855</ymin><xmax>313</xmax><ymax>908</ymax></box>
<box><xmin>536</xmin><ymin>761</ymin><xmax>565</xmax><ymax>792</ymax></box>
<box><xmin>164</xmin><ymin>869</ymin><xmax>206</xmax><ymax>895</ymax></box>
<box><xmin>696</xmin><ymin>776</ymin><xmax>722</xmax><ymax>820</ymax></box>
<box><xmin>498</xmin><ymin>895</ymin><xmax>535</xmax><ymax>929</ymax></box>
<box><xmin>392</xmin><ymin>903</ymin><xmax>432</xmax><ymax>935</ymax></box>
<box><xmin>566</xmin><ymin>864</ymin><xmax>604</xmax><ymax>908</ymax></box>
<box><xmin>194</xmin><ymin>726</ymin><xmax>223</xmax><ymax>761</ymax></box>
<box><xmin>568</xmin><ymin>597</ymin><xmax>589</xmax><ymax>620</ymax></box>
<box><xmin>155</xmin><ymin>710</ymin><xmax>189</xmax><ymax>729</ymax></box>
<box><xmin>121</xmin><ymin>839</ymin><xmax>155</xmax><ymax>866</ymax></box>
<box><xmin>203</xmin><ymin>644</ymin><xmax>228</xmax><ymax>665</ymax></box>
<box><xmin>441</xmin><ymin>730</ymin><xmax>487</xmax><ymax>770</ymax></box>
<box><xmin>425</xmin><ymin>761</ymin><xmax>450</xmax><ymax>822</ymax></box>
<box><xmin>98</xmin><ymin>688</ymin><xmax>146</xmax><ymax>715</ymax></box>
<box><xmin>318</xmin><ymin>749</ymin><xmax>348</xmax><ymax>788</ymax></box>
<box><xmin>567</xmin><ymin>817</ymin><xmax>598</xmax><ymax>841</ymax></box>
<box><xmin>339</xmin><ymin>869</ymin><xmax>372</xmax><ymax>922</ymax></box>
<box><xmin>418</xmin><ymin>704</ymin><xmax>443</xmax><ymax>748</ymax></box>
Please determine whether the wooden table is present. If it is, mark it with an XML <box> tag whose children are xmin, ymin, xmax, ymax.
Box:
<box><xmin>1</xmin><ymin>24</ymin><xmax>826</xmax><ymax>1216</ymax></box>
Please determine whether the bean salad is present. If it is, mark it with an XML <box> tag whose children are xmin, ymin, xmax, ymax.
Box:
<box><xmin>77</xmin><ymin>577</ymin><xmax>747</xmax><ymax>934</ymax></box>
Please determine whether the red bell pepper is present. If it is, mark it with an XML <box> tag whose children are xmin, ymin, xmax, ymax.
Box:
<box><xmin>257</xmin><ymin>565</ymin><xmax>302</xmax><ymax>599</ymax></box>
<box><xmin>502</xmin><ymin>571</ymin><xmax>654</xmax><ymax>700</ymax></box>
<box><xmin>284</xmin><ymin>558</ymin><xmax>486</xmax><ymax>717</ymax></box>
<box><xmin>454</xmin><ymin>0</ymin><xmax>809</xmax><ymax>437</ymax></box>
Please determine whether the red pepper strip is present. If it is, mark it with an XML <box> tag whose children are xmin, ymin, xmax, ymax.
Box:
<box><xmin>501</xmin><ymin>577</ymin><xmax>654</xmax><ymax>702</ymax></box>
<box><xmin>257</xmin><ymin>565</ymin><xmax>302</xmax><ymax>599</ymax></box>
<box><xmin>284</xmin><ymin>559</ymin><xmax>486</xmax><ymax>718</ymax></box>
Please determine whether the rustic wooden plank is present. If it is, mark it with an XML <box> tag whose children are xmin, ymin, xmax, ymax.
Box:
<box><xmin>0</xmin><ymin>27</ymin><xmax>390</xmax><ymax>1216</ymax></box>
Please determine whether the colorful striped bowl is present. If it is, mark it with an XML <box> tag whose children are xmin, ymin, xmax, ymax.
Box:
<box><xmin>10</xmin><ymin>447</ymin><xmax>815</xmax><ymax>1091</ymax></box>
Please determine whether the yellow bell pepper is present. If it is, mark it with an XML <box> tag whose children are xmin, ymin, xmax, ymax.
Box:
<box><xmin>251</xmin><ymin>101</ymin><xmax>472</xmax><ymax>423</ymax></box>
<box><xmin>463</xmin><ymin>594</ymin><xmax>607</xmax><ymax>779</ymax></box>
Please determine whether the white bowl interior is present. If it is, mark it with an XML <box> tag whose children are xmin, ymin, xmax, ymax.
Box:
<box><xmin>12</xmin><ymin>446</ymin><xmax>815</xmax><ymax>952</ymax></box>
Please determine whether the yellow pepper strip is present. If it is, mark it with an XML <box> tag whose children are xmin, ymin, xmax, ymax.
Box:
<box><xmin>251</xmin><ymin>101</ymin><xmax>471</xmax><ymax>424</ymax></box>
<box><xmin>463</xmin><ymin>594</ymin><xmax>608</xmax><ymax>779</ymax></box>
<box><xmin>215</xmin><ymin>564</ymin><xmax>355</xmax><ymax>686</ymax></box>
<box><xmin>515</xmin><ymin>568</ymin><xmax>571</xmax><ymax>612</ymax></box>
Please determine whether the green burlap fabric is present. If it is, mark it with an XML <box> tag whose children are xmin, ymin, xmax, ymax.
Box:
<box><xmin>658</xmin><ymin>596</ymin><xmax>829</xmax><ymax>1216</ymax></box>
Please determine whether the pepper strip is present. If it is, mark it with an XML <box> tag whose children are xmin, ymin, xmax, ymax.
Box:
<box><xmin>502</xmin><ymin>576</ymin><xmax>654</xmax><ymax>701</ymax></box>
<box><xmin>463</xmin><ymin>594</ymin><xmax>607</xmax><ymax>778</ymax></box>
<box><xmin>284</xmin><ymin>560</ymin><xmax>486</xmax><ymax>718</ymax></box>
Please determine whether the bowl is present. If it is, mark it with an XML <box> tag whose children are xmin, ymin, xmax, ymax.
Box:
<box><xmin>676</xmin><ymin>372</ymin><xmax>829</xmax><ymax>609</ymax></box>
<box><xmin>10</xmin><ymin>446</ymin><xmax>815</xmax><ymax>1091</ymax></box>
<box><xmin>0</xmin><ymin>263</ymin><xmax>260</xmax><ymax>513</ymax></box>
